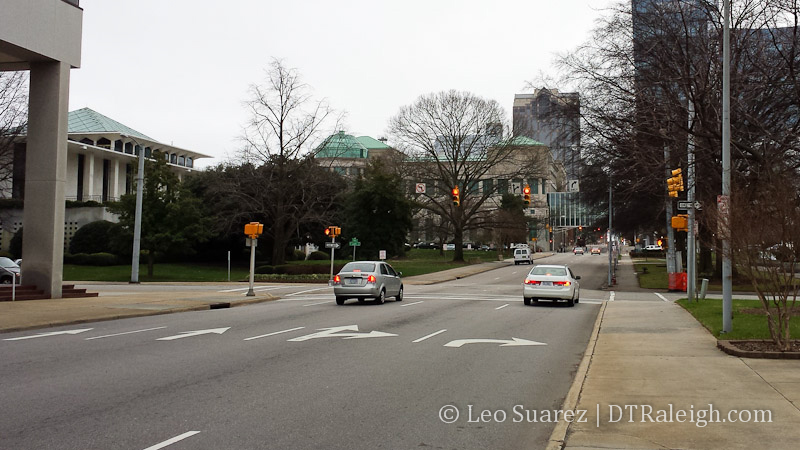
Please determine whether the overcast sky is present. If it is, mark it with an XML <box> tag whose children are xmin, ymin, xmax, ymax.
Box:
<box><xmin>68</xmin><ymin>0</ymin><xmax>616</xmax><ymax>167</ymax></box>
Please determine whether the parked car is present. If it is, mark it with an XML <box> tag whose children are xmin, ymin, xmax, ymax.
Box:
<box><xmin>573</xmin><ymin>247</ymin><xmax>585</xmax><ymax>255</ymax></box>
<box><xmin>522</xmin><ymin>264</ymin><xmax>581</xmax><ymax>307</ymax></box>
<box><xmin>591</xmin><ymin>247</ymin><xmax>601</xmax><ymax>255</ymax></box>
<box><xmin>0</xmin><ymin>257</ymin><xmax>21</xmax><ymax>284</ymax></box>
<box><xmin>332</xmin><ymin>261</ymin><xmax>403</xmax><ymax>305</ymax></box>
<box><xmin>644</xmin><ymin>244</ymin><xmax>662</xmax><ymax>251</ymax></box>
<box><xmin>514</xmin><ymin>247</ymin><xmax>533</xmax><ymax>265</ymax></box>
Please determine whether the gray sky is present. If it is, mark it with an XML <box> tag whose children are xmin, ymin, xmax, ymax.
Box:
<box><xmin>68</xmin><ymin>0</ymin><xmax>615</xmax><ymax>167</ymax></box>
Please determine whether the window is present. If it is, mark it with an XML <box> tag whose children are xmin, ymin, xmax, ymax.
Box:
<box><xmin>124</xmin><ymin>142</ymin><xmax>133</xmax><ymax>154</ymax></box>
<box><xmin>186</xmin><ymin>157</ymin><xmax>193</xmax><ymax>168</ymax></box>
<box><xmin>178</xmin><ymin>156</ymin><xmax>185</xmax><ymax>166</ymax></box>
<box><xmin>498</xmin><ymin>179</ymin><xmax>508</xmax><ymax>194</ymax></box>
<box><xmin>482</xmin><ymin>179</ymin><xmax>493</xmax><ymax>194</ymax></box>
<box><xmin>170</xmin><ymin>153</ymin><xmax>177</xmax><ymax>164</ymax></box>
<box><xmin>145</xmin><ymin>147</ymin><xmax>152</xmax><ymax>158</ymax></box>
<box><xmin>97</xmin><ymin>138</ymin><xmax>111</xmax><ymax>149</ymax></box>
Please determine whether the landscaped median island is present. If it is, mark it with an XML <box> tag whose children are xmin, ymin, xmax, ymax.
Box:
<box><xmin>677</xmin><ymin>299</ymin><xmax>800</xmax><ymax>357</ymax></box>
<box><xmin>64</xmin><ymin>249</ymin><xmax>504</xmax><ymax>283</ymax></box>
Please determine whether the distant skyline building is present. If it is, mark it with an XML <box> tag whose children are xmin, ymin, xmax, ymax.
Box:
<box><xmin>513</xmin><ymin>89</ymin><xmax>581</xmax><ymax>179</ymax></box>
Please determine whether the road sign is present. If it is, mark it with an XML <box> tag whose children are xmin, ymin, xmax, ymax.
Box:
<box><xmin>415</xmin><ymin>183</ymin><xmax>426</xmax><ymax>194</ymax></box>
<box><xmin>349</xmin><ymin>238</ymin><xmax>360</xmax><ymax>246</ymax></box>
<box><xmin>677</xmin><ymin>201</ymin><xmax>702</xmax><ymax>210</ymax></box>
<box><xmin>567</xmin><ymin>180</ymin><xmax>580</xmax><ymax>192</ymax></box>
<box><xmin>379</xmin><ymin>250</ymin><xmax>387</xmax><ymax>260</ymax></box>
<box><xmin>325</xmin><ymin>242</ymin><xmax>341</xmax><ymax>249</ymax></box>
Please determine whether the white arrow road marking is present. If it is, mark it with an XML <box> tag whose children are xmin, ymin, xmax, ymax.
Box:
<box><xmin>581</xmin><ymin>300</ymin><xmax>603</xmax><ymax>305</ymax></box>
<box><xmin>244</xmin><ymin>327</ymin><xmax>305</xmax><ymax>341</ymax></box>
<box><xmin>287</xmin><ymin>325</ymin><xmax>397</xmax><ymax>342</ymax></box>
<box><xmin>286</xmin><ymin>287</ymin><xmax>330</xmax><ymax>296</ymax></box>
<box><xmin>3</xmin><ymin>328</ymin><xmax>93</xmax><ymax>341</ymax></box>
<box><xmin>443</xmin><ymin>338</ymin><xmax>547</xmax><ymax>348</ymax></box>
<box><xmin>655</xmin><ymin>293</ymin><xmax>670</xmax><ymax>302</ymax></box>
<box><xmin>495</xmin><ymin>304</ymin><xmax>509</xmax><ymax>310</ymax></box>
<box><xmin>412</xmin><ymin>329</ymin><xmax>447</xmax><ymax>343</ymax></box>
<box><xmin>156</xmin><ymin>328</ymin><xmax>230</xmax><ymax>341</ymax></box>
<box><xmin>609</xmin><ymin>292</ymin><xmax>616</xmax><ymax>302</ymax></box>
<box><xmin>86</xmin><ymin>327</ymin><xmax>167</xmax><ymax>340</ymax></box>
<box><xmin>142</xmin><ymin>431</ymin><xmax>201</xmax><ymax>450</ymax></box>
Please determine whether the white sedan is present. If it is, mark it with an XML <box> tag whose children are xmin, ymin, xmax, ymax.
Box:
<box><xmin>522</xmin><ymin>264</ymin><xmax>581</xmax><ymax>307</ymax></box>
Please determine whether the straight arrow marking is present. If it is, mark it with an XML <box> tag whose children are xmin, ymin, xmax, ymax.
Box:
<box><xmin>3</xmin><ymin>328</ymin><xmax>94</xmax><ymax>341</ymax></box>
<box><xmin>156</xmin><ymin>328</ymin><xmax>230</xmax><ymax>341</ymax></box>
<box><xmin>443</xmin><ymin>338</ymin><xmax>547</xmax><ymax>348</ymax></box>
<box><xmin>287</xmin><ymin>325</ymin><xmax>397</xmax><ymax>342</ymax></box>
<box><xmin>142</xmin><ymin>430</ymin><xmax>201</xmax><ymax>450</ymax></box>
<box><xmin>86</xmin><ymin>326</ymin><xmax>167</xmax><ymax>340</ymax></box>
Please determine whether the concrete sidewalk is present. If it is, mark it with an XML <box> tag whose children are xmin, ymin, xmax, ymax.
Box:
<box><xmin>0</xmin><ymin>285</ymin><xmax>277</xmax><ymax>333</ymax></box>
<box><xmin>549</xmin><ymin>255</ymin><xmax>800</xmax><ymax>449</ymax></box>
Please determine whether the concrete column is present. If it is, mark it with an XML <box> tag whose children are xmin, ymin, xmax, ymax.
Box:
<box><xmin>112</xmin><ymin>159</ymin><xmax>120</xmax><ymax>200</ymax></box>
<box><xmin>86</xmin><ymin>152</ymin><xmax>95</xmax><ymax>201</ymax></box>
<box><xmin>21</xmin><ymin>61</ymin><xmax>70</xmax><ymax>298</ymax></box>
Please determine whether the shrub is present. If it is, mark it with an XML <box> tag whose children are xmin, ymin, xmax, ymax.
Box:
<box><xmin>9</xmin><ymin>228</ymin><xmax>22</xmax><ymax>259</ymax></box>
<box><xmin>69</xmin><ymin>220</ymin><xmax>118</xmax><ymax>254</ymax></box>
<box><xmin>65</xmin><ymin>252</ymin><xmax>119</xmax><ymax>266</ymax></box>
<box><xmin>308</xmin><ymin>251</ymin><xmax>329</xmax><ymax>260</ymax></box>
<box><xmin>255</xmin><ymin>265</ymin><xmax>274</xmax><ymax>274</ymax></box>
<box><xmin>294</xmin><ymin>249</ymin><xmax>306</xmax><ymax>260</ymax></box>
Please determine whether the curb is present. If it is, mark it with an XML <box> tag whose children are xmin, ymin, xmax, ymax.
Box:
<box><xmin>0</xmin><ymin>295</ymin><xmax>277</xmax><ymax>334</ymax></box>
<box><xmin>716</xmin><ymin>339</ymin><xmax>800</xmax><ymax>359</ymax></box>
<box><xmin>545</xmin><ymin>299</ymin><xmax>607</xmax><ymax>450</ymax></box>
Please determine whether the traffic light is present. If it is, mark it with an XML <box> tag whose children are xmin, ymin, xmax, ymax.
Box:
<box><xmin>667</xmin><ymin>168</ymin><xmax>684</xmax><ymax>198</ymax></box>
<box><xmin>523</xmin><ymin>185</ymin><xmax>531</xmax><ymax>205</ymax></box>
<box><xmin>670</xmin><ymin>214</ymin><xmax>689</xmax><ymax>231</ymax></box>
<box><xmin>324</xmin><ymin>226</ymin><xmax>341</xmax><ymax>237</ymax></box>
<box><xmin>244</xmin><ymin>222</ymin><xmax>263</xmax><ymax>239</ymax></box>
<box><xmin>452</xmin><ymin>186</ymin><xmax>460</xmax><ymax>206</ymax></box>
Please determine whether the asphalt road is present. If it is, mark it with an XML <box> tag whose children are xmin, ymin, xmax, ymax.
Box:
<box><xmin>0</xmin><ymin>254</ymin><xmax>612</xmax><ymax>450</ymax></box>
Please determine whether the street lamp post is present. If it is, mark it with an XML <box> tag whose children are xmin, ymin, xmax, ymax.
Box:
<box><xmin>121</xmin><ymin>134</ymin><xmax>145</xmax><ymax>284</ymax></box>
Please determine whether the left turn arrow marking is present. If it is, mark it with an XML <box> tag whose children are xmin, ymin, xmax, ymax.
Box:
<box><xmin>3</xmin><ymin>328</ymin><xmax>94</xmax><ymax>341</ymax></box>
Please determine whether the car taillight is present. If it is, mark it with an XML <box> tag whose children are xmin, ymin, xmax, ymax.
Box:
<box><xmin>367</xmin><ymin>275</ymin><xmax>376</xmax><ymax>283</ymax></box>
<box><xmin>524</xmin><ymin>279</ymin><xmax>540</xmax><ymax>285</ymax></box>
<box><xmin>554</xmin><ymin>281</ymin><xmax>571</xmax><ymax>286</ymax></box>
<box><xmin>333</xmin><ymin>275</ymin><xmax>341</xmax><ymax>284</ymax></box>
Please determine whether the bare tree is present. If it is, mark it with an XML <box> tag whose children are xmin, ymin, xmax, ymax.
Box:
<box><xmin>223</xmin><ymin>59</ymin><xmax>344</xmax><ymax>264</ymax></box>
<box><xmin>389</xmin><ymin>90</ymin><xmax>547</xmax><ymax>262</ymax></box>
<box><xmin>0</xmin><ymin>71</ymin><xmax>28</xmax><ymax>196</ymax></box>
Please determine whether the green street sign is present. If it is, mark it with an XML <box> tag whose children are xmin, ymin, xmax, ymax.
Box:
<box><xmin>350</xmin><ymin>238</ymin><xmax>361</xmax><ymax>247</ymax></box>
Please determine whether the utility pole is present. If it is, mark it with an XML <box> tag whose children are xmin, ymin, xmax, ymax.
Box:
<box><xmin>607</xmin><ymin>181</ymin><xmax>613</xmax><ymax>287</ymax></box>
<box><xmin>722</xmin><ymin>0</ymin><xmax>733</xmax><ymax>332</ymax></box>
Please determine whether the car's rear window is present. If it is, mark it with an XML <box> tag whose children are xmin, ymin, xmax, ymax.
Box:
<box><xmin>530</xmin><ymin>267</ymin><xmax>567</xmax><ymax>276</ymax></box>
<box><xmin>341</xmin><ymin>262</ymin><xmax>376</xmax><ymax>273</ymax></box>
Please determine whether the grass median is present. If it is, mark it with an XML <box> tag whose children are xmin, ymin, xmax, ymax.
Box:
<box><xmin>63</xmin><ymin>248</ymin><xmax>507</xmax><ymax>283</ymax></box>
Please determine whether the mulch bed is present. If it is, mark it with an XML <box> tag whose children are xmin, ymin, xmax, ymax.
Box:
<box><xmin>717</xmin><ymin>339</ymin><xmax>800</xmax><ymax>359</ymax></box>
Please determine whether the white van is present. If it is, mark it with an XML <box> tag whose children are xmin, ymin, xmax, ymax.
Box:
<box><xmin>514</xmin><ymin>247</ymin><xmax>533</xmax><ymax>265</ymax></box>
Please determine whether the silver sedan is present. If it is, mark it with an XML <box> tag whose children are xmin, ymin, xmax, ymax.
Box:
<box><xmin>522</xmin><ymin>264</ymin><xmax>581</xmax><ymax>307</ymax></box>
<box><xmin>332</xmin><ymin>261</ymin><xmax>404</xmax><ymax>305</ymax></box>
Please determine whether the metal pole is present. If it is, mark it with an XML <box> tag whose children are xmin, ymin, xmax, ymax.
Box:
<box><xmin>246</xmin><ymin>240</ymin><xmax>256</xmax><ymax>296</ymax></box>
<box><xmin>227</xmin><ymin>250</ymin><xmax>231</xmax><ymax>282</ymax></box>
<box><xmin>722</xmin><ymin>0</ymin><xmax>733</xmax><ymax>332</ymax></box>
<box><xmin>608</xmin><ymin>181</ymin><xmax>613</xmax><ymax>287</ymax></box>
<box><xmin>687</xmin><ymin>94</ymin><xmax>696</xmax><ymax>302</ymax></box>
<box><xmin>329</xmin><ymin>235</ymin><xmax>336</xmax><ymax>283</ymax></box>
<box><xmin>665</xmin><ymin>143</ymin><xmax>676</xmax><ymax>274</ymax></box>
<box><xmin>130</xmin><ymin>136</ymin><xmax>145</xmax><ymax>284</ymax></box>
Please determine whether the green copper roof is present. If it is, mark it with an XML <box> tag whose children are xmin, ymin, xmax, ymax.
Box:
<box><xmin>315</xmin><ymin>131</ymin><xmax>369</xmax><ymax>159</ymax></box>
<box><xmin>68</xmin><ymin>107</ymin><xmax>154</xmax><ymax>140</ymax></box>
<box><xmin>356</xmin><ymin>136</ymin><xmax>391</xmax><ymax>150</ymax></box>
<box><xmin>508</xmin><ymin>136</ymin><xmax>546</xmax><ymax>147</ymax></box>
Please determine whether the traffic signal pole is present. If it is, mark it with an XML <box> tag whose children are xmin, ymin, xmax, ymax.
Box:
<box><xmin>664</xmin><ymin>143</ymin><xmax>677</xmax><ymax>274</ymax></box>
<box><xmin>687</xmin><ymin>98</ymin><xmax>697</xmax><ymax>302</ymax></box>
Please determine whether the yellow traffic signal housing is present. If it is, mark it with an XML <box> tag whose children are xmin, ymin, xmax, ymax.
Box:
<box><xmin>667</xmin><ymin>168</ymin><xmax>684</xmax><ymax>198</ymax></box>
<box><xmin>244</xmin><ymin>222</ymin><xmax>263</xmax><ymax>238</ymax></box>
<box><xmin>671</xmin><ymin>214</ymin><xmax>689</xmax><ymax>231</ymax></box>
<box><xmin>452</xmin><ymin>186</ymin><xmax>460</xmax><ymax>206</ymax></box>
<box><xmin>324</xmin><ymin>226</ymin><xmax>341</xmax><ymax>237</ymax></box>
<box><xmin>523</xmin><ymin>185</ymin><xmax>531</xmax><ymax>205</ymax></box>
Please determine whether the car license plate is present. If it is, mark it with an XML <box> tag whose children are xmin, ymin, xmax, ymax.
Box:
<box><xmin>541</xmin><ymin>281</ymin><xmax>553</xmax><ymax>286</ymax></box>
<box><xmin>347</xmin><ymin>278</ymin><xmax>360</xmax><ymax>285</ymax></box>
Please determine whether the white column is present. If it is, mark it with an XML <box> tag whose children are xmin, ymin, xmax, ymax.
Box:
<box><xmin>22</xmin><ymin>61</ymin><xmax>70</xmax><ymax>298</ymax></box>
<box><xmin>86</xmin><ymin>153</ymin><xmax>95</xmax><ymax>201</ymax></box>
<box><xmin>112</xmin><ymin>159</ymin><xmax>120</xmax><ymax>201</ymax></box>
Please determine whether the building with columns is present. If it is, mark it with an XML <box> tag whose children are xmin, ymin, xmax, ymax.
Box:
<box><xmin>1</xmin><ymin>107</ymin><xmax>211</xmax><ymax>255</ymax></box>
